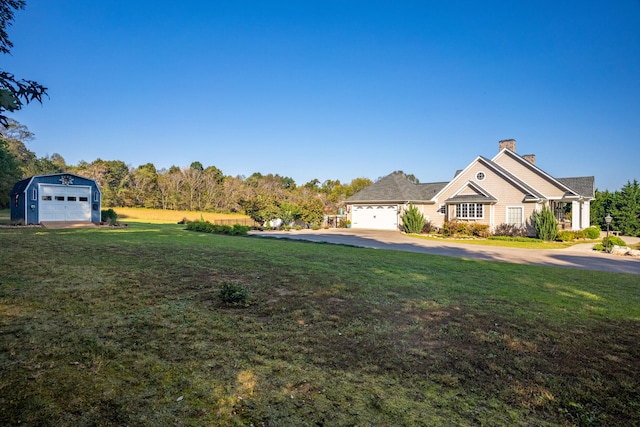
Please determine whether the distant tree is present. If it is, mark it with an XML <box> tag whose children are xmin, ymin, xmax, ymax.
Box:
<box><xmin>592</xmin><ymin>182</ymin><xmax>640</xmax><ymax>237</ymax></box>
<box><xmin>127</xmin><ymin>163</ymin><xmax>160</xmax><ymax>208</ymax></box>
<box><xmin>304</xmin><ymin>178</ymin><xmax>320</xmax><ymax>190</ymax></box>
<box><xmin>279</xmin><ymin>201</ymin><xmax>300</xmax><ymax>225</ymax></box>
<box><xmin>1</xmin><ymin>0</ymin><xmax>48</xmax><ymax>127</ymax></box>
<box><xmin>157</xmin><ymin>167</ymin><xmax>184</xmax><ymax>210</ymax></box>
<box><xmin>75</xmin><ymin>159</ymin><xmax>129</xmax><ymax>206</ymax></box>
<box><xmin>343</xmin><ymin>177</ymin><xmax>372</xmax><ymax>198</ymax></box>
<box><xmin>279</xmin><ymin>175</ymin><xmax>296</xmax><ymax>190</ymax></box>
<box><xmin>613</xmin><ymin>180</ymin><xmax>640</xmax><ymax>237</ymax></box>
<box><xmin>241</xmin><ymin>194</ymin><xmax>280</xmax><ymax>225</ymax></box>
<box><xmin>299</xmin><ymin>197</ymin><xmax>325</xmax><ymax>226</ymax></box>
<box><xmin>200</xmin><ymin>165</ymin><xmax>225</xmax><ymax>210</ymax></box>
<box><xmin>0</xmin><ymin>137</ymin><xmax>20</xmax><ymax>207</ymax></box>
<box><xmin>391</xmin><ymin>170</ymin><xmax>419</xmax><ymax>184</ymax></box>
<box><xmin>182</xmin><ymin>165</ymin><xmax>204</xmax><ymax>210</ymax></box>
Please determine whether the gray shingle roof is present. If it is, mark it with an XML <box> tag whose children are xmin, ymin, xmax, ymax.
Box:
<box><xmin>346</xmin><ymin>172</ymin><xmax>447</xmax><ymax>203</ymax></box>
<box><xmin>557</xmin><ymin>177</ymin><xmax>595</xmax><ymax>198</ymax></box>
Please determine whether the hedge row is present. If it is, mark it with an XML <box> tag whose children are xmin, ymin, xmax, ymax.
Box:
<box><xmin>186</xmin><ymin>220</ymin><xmax>251</xmax><ymax>236</ymax></box>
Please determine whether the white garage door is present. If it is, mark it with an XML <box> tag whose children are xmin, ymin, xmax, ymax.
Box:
<box><xmin>352</xmin><ymin>205</ymin><xmax>398</xmax><ymax>230</ymax></box>
<box><xmin>39</xmin><ymin>184</ymin><xmax>92</xmax><ymax>222</ymax></box>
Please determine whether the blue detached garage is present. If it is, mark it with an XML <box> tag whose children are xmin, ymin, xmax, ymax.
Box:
<box><xmin>10</xmin><ymin>173</ymin><xmax>102</xmax><ymax>224</ymax></box>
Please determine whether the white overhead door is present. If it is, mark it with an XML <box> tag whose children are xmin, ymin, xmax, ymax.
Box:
<box><xmin>39</xmin><ymin>184</ymin><xmax>92</xmax><ymax>222</ymax></box>
<box><xmin>352</xmin><ymin>205</ymin><xmax>398</xmax><ymax>230</ymax></box>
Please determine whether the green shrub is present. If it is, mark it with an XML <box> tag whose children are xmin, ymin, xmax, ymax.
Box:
<box><xmin>232</xmin><ymin>224</ymin><xmax>251</xmax><ymax>235</ymax></box>
<box><xmin>186</xmin><ymin>220</ymin><xmax>250</xmax><ymax>236</ymax></box>
<box><xmin>493</xmin><ymin>223</ymin><xmax>527</xmax><ymax>238</ymax></box>
<box><xmin>402</xmin><ymin>204</ymin><xmax>425</xmax><ymax>234</ymax></box>
<box><xmin>422</xmin><ymin>220</ymin><xmax>434</xmax><ymax>234</ymax></box>
<box><xmin>443</xmin><ymin>220</ymin><xmax>467</xmax><ymax>237</ymax></box>
<box><xmin>467</xmin><ymin>222</ymin><xmax>490</xmax><ymax>238</ymax></box>
<box><xmin>603</xmin><ymin>235</ymin><xmax>627</xmax><ymax>247</ymax></box>
<box><xmin>556</xmin><ymin>230</ymin><xmax>576</xmax><ymax>242</ymax></box>
<box><xmin>218</xmin><ymin>282</ymin><xmax>250</xmax><ymax>306</ymax></box>
<box><xmin>101</xmin><ymin>208</ymin><xmax>118</xmax><ymax>225</ymax></box>
<box><xmin>583</xmin><ymin>226</ymin><xmax>601</xmax><ymax>239</ymax></box>
<box><xmin>573</xmin><ymin>229</ymin><xmax>587</xmax><ymax>239</ymax></box>
<box><xmin>532</xmin><ymin>206</ymin><xmax>558</xmax><ymax>241</ymax></box>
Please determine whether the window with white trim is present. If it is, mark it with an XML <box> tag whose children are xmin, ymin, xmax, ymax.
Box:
<box><xmin>32</xmin><ymin>189</ymin><xmax>37</xmax><ymax>200</ymax></box>
<box><xmin>438</xmin><ymin>205</ymin><xmax>446</xmax><ymax>215</ymax></box>
<box><xmin>507</xmin><ymin>206</ymin><xmax>524</xmax><ymax>227</ymax></box>
<box><xmin>455</xmin><ymin>203</ymin><xmax>484</xmax><ymax>219</ymax></box>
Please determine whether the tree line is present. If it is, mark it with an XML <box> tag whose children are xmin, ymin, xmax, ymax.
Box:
<box><xmin>591</xmin><ymin>180</ymin><xmax>640</xmax><ymax>237</ymax></box>
<box><xmin>0</xmin><ymin>119</ymin><xmax>371</xmax><ymax>224</ymax></box>
<box><xmin>2</xmin><ymin>118</ymin><xmax>639</xmax><ymax>234</ymax></box>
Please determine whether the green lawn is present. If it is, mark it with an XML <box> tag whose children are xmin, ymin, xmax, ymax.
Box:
<box><xmin>1</xmin><ymin>222</ymin><xmax>639</xmax><ymax>426</ymax></box>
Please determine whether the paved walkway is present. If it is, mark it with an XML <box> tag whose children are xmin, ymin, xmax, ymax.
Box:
<box><xmin>250</xmin><ymin>229</ymin><xmax>640</xmax><ymax>275</ymax></box>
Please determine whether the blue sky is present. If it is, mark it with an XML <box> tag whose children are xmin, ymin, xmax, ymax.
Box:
<box><xmin>5</xmin><ymin>1</ymin><xmax>639</xmax><ymax>191</ymax></box>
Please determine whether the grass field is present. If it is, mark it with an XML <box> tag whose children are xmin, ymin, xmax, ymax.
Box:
<box><xmin>1</xmin><ymin>218</ymin><xmax>639</xmax><ymax>426</ymax></box>
<box><xmin>110</xmin><ymin>207</ymin><xmax>253</xmax><ymax>225</ymax></box>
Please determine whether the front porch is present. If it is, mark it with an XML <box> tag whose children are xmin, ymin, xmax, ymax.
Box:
<box><xmin>550</xmin><ymin>199</ymin><xmax>591</xmax><ymax>230</ymax></box>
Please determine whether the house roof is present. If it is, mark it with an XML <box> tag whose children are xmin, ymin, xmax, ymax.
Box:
<box><xmin>345</xmin><ymin>172</ymin><xmax>447</xmax><ymax>203</ymax></box>
<box><xmin>477</xmin><ymin>156</ymin><xmax>546</xmax><ymax>200</ymax></box>
<box><xmin>445</xmin><ymin>180</ymin><xmax>498</xmax><ymax>204</ymax></box>
<box><xmin>346</xmin><ymin>146</ymin><xmax>596</xmax><ymax>205</ymax></box>
<box><xmin>493</xmin><ymin>149</ymin><xmax>595</xmax><ymax>200</ymax></box>
<box><xmin>557</xmin><ymin>177</ymin><xmax>595</xmax><ymax>198</ymax></box>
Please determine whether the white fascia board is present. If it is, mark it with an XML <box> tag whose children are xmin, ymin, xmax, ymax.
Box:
<box><xmin>432</xmin><ymin>156</ymin><xmax>483</xmax><ymax>202</ymax></box>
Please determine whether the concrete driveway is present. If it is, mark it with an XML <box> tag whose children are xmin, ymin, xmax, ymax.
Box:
<box><xmin>250</xmin><ymin>229</ymin><xmax>640</xmax><ymax>275</ymax></box>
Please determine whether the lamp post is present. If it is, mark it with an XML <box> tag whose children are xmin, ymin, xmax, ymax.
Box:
<box><xmin>605</xmin><ymin>214</ymin><xmax>612</xmax><ymax>252</ymax></box>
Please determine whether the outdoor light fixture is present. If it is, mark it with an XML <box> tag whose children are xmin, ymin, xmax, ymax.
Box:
<box><xmin>605</xmin><ymin>214</ymin><xmax>612</xmax><ymax>252</ymax></box>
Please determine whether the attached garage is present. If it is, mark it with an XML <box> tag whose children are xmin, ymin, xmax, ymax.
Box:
<box><xmin>10</xmin><ymin>173</ymin><xmax>101</xmax><ymax>225</ymax></box>
<box><xmin>351</xmin><ymin>204</ymin><xmax>399</xmax><ymax>230</ymax></box>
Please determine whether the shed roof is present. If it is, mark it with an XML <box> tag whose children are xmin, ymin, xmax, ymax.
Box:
<box><xmin>10</xmin><ymin>177</ymin><xmax>32</xmax><ymax>196</ymax></box>
<box><xmin>10</xmin><ymin>172</ymin><xmax>99</xmax><ymax>196</ymax></box>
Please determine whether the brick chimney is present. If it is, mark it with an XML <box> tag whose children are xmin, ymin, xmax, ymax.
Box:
<box><xmin>522</xmin><ymin>154</ymin><xmax>536</xmax><ymax>165</ymax></box>
<box><xmin>499</xmin><ymin>139</ymin><xmax>516</xmax><ymax>152</ymax></box>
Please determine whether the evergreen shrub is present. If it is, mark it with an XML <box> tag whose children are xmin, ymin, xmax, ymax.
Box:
<box><xmin>532</xmin><ymin>206</ymin><xmax>558</xmax><ymax>241</ymax></box>
<box><xmin>101</xmin><ymin>209</ymin><xmax>118</xmax><ymax>225</ymax></box>
<box><xmin>402</xmin><ymin>204</ymin><xmax>425</xmax><ymax>234</ymax></box>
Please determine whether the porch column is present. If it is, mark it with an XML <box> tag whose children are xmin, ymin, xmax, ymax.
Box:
<box><xmin>571</xmin><ymin>201</ymin><xmax>580</xmax><ymax>230</ymax></box>
<box><xmin>581</xmin><ymin>200</ymin><xmax>590</xmax><ymax>229</ymax></box>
